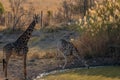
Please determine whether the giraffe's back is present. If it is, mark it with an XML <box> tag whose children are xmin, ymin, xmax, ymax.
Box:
<box><xmin>3</xmin><ymin>42</ymin><xmax>27</xmax><ymax>56</ymax></box>
<box><xmin>57</xmin><ymin>39</ymin><xmax>78</xmax><ymax>56</ymax></box>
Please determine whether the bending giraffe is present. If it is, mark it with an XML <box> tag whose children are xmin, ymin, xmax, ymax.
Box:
<box><xmin>3</xmin><ymin>14</ymin><xmax>40</xmax><ymax>80</ymax></box>
<box><xmin>57</xmin><ymin>39</ymin><xmax>89</xmax><ymax>69</ymax></box>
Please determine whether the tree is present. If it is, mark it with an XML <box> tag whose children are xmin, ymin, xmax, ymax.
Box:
<box><xmin>0</xmin><ymin>2</ymin><xmax>5</xmax><ymax>25</ymax></box>
<box><xmin>78</xmin><ymin>0</ymin><xmax>120</xmax><ymax>57</ymax></box>
<box><xmin>55</xmin><ymin>0</ymin><xmax>73</xmax><ymax>23</ymax></box>
<box><xmin>55</xmin><ymin>0</ymin><xmax>95</xmax><ymax>24</ymax></box>
<box><xmin>5</xmin><ymin>0</ymin><xmax>35</xmax><ymax>31</ymax></box>
<box><xmin>72</xmin><ymin>0</ymin><xmax>94</xmax><ymax>16</ymax></box>
<box><xmin>0</xmin><ymin>2</ymin><xmax>4</xmax><ymax>15</ymax></box>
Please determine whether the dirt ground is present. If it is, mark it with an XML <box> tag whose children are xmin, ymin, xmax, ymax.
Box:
<box><xmin>0</xmin><ymin>58</ymin><xmax>65</xmax><ymax>80</ymax></box>
<box><xmin>0</xmin><ymin>57</ymin><xmax>120</xmax><ymax>80</ymax></box>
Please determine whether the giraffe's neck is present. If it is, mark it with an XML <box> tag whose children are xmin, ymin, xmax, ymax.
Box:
<box><xmin>15</xmin><ymin>20</ymin><xmax>36</xmax><ymax>46</ymax></box>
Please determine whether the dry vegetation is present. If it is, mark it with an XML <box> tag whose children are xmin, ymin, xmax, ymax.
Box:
<box><xmin>0</xmin><ymin>0</ymin><xmax>120</xmax><ymax>80</ymax></box>
<box><xmin>76</xmin><ymin>0</ymin><xmax>120</xmax><ymax>58</ymax></box>
<box><xmin>0</xmin><ymin>0</ymin><xmax>65</xmax><ymax>12</ymax></box>
<box><xmin>27</xmin><ymin>47</ymin><xmax>57</xmax><ymax>60</ymax></box>
<box><xmin>0</xmin><ymin>0</ymin><xmax>119</xmax><ymax>64</ymax></box>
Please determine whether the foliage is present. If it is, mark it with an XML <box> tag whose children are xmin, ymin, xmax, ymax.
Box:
<box><xmin>77</xmin><ymin>0</ymin><xmax>120</xmax><ymax>58</ymax></box>
<box><xmin>79</xmin><ymin>0</ymin><xmax>120</xmax><ymax>37</ymax></box>
<box><xmin>55</xmin><ymin>0</ymin><xmax>94</xmax><ymax>23</ymax></box>
<box><xmin>5</xmin><ymin>0</ymin><xmax>35</xmax><ymax>31</ymax></box>
<box><xmin>0</xmin><ymin>2</ymin><xmax>4</xmax><ymax>14</ymax></box>
<box><xmin>54</xmin><ymin>0</ymin><xmax>72</xmax><ymax>23</ymax></box>
<box><xmin>0</xmin><ymin>2</ymin><xmax>5</xmax><ymax>25</ymax></box>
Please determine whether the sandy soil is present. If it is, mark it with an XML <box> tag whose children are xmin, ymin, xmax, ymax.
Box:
<box><xmin>0</xmin><ymin>54</ymin><xmax>85</xmax><ymax>80</ymax></box>
<box><xmin>0</xmin><ymin>57</ymin><xmax>77</xmax><ymax>80</ymax></box>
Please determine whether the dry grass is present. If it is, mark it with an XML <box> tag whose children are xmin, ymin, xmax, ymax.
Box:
<box><xmin>0</xmin><ymin>51</ymin><xmax>3</xmax><ymax>63</ymax></box>
<box><xmin>0</xmin><ymin>47</ymin><xmax>57</xmax><ymax>62</ymax></box>
<box><xmin>0</xmin><ymin>25</ymin><xmax>7</xmax><ymax>31</ymax></box>
<box><xmin>27</xmin><ymin>47</ymin><xmax>57</xmax><ymax>60</ymax></box>
<box><xmin>71</xmin><ymin>33</ymin><xmax>110</xmax><ymax>59</ymax></box>
<box><xmin>1</xmin><ymin>0</ymin><xmax>65</xmax><ymax>12</ymax></box>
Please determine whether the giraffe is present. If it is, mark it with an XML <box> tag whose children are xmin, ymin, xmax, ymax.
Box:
<box><xmin>2</xmin><ymin>14</ymin><xmax>40</xmax><ymax>80</ymax></box>
<box><xmin>57</xmin><ymin>39</ymin><xmax>89</xmax><ymax>69</ymax></box>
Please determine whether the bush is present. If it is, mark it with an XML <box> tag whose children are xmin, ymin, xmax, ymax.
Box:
<box><xmin>0</xmin><ymin>2</ymin><xmax>4</xmax><ymax>14</ymax></box>
<box><xmin>77</xmin><ymin>0</ymin><xmax>120</xmax><ymax>58</ymax></box>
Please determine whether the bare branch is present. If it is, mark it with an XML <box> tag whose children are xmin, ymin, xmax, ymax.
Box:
<box><xmin>6</xmin><ymin>0</ymin><xmax>34</xmax><ymax>30</ymax></box>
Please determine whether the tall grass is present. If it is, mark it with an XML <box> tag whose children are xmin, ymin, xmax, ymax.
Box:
<box><xmin>27</xmin><ymin>47</ymin><xmax>57</xmax><ymax>60</ymax></box>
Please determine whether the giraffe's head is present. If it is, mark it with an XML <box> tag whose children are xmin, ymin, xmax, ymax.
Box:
<box><xmin>33</xmin><ymin>14</ymin><xmax>40</xmax><ymax>24</ymax></box>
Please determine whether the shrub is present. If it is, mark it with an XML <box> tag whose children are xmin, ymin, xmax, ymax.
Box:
<box><xmin>0</xmin><ymin>2</ymin><xmax>4</xmax><ymax>14</ymax></box>
<box><xmin>77</xmin><ymin>0</ymin><xmax>120</xmax><ymax>58</ymax></box>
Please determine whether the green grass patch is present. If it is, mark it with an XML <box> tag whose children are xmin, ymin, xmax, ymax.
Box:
<box><xmin>42</xmin><ymin>66</ymin><xmax>120</xmax><ymax>80</ymax></box>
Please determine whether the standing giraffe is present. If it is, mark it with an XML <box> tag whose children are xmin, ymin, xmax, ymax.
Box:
<box><xmin>3</xmin><ymin>14</ymin><xmax>40</xmax><ymax>80</ymax></box>
<box><xmin>57</xmin><ymin>39</ymin><xmax>89</xmax><ymax>69</ymax></box>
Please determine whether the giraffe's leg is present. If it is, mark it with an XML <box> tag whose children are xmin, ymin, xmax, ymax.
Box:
<box><xmin>3</xmin><ymin>50</ymin><xmax>6</xmax><ymax>71</ymax></box>
<box><xmin>23</xmin><ymin>54</ymin><xmax>27</xmax><ymax>79</ymax></box>
<box><xmin>73</xmin><ymin>53</ymin><xmax>89</xmax><ymax>69</ymax></box>
<box><xmin>3</xmin><ymin>59</ymin><xmax>5</xmax><ymax>71</ymax></box>
<box><xmin>81</xmin><ymin>59</ymin><xmax>89</xmax><ymax>69</ymax></box>
<box><xmin>72</xmin><ymin>52</ymin><xmax>82</xmax><ymax>65</ymax></box>
<box><xmin>62</xmin><ymin>53</ymin><xmax>67</xmax><ymax>69</ymax></box>
<box><xmin>73</xmin><ymin>52</ymin><xmax>81</xmax><ymax>61</ymax></box>
<box><xmin>5</xmin><ymin>60</ymin><xmax>8</xmax><ymax>80</ymax></box>
<box><xmin>4</xmin><ymin>52</ymin><xmax>12</xmax><ymax>80</ymax></box>
<box><xmin>55</xmin><ymin>49</ymin><xmax>59</xmax><ymax>60</ymax></box>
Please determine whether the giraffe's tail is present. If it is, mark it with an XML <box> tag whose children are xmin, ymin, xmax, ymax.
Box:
<box><xmin>3</xmin><ymin>59</ymin><xmax>6</xmax><ymax>71</ymax></box>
